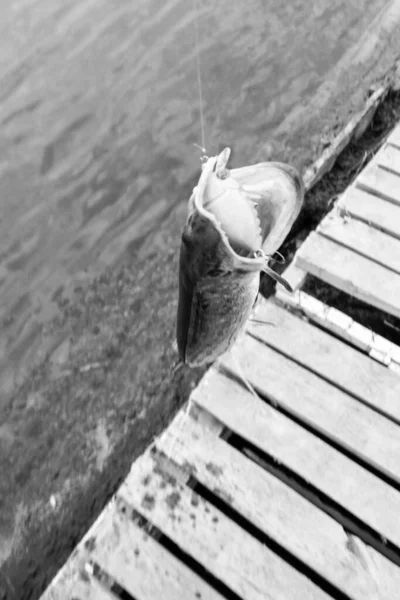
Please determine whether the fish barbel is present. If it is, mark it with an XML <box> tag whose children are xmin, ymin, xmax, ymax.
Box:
<box><xmin>177</xmin><ymin>147</ymin><xmax>304</xmax><ymax>368</ymax></box>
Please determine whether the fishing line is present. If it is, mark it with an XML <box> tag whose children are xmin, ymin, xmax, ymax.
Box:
<box><xmin>194</xmin><ymin>0</ymin><xmax>207</xmax><ymax>157</ymax></box>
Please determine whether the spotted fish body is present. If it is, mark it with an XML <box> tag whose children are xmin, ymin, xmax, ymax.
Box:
<box><xmin>177</xmin><ymin>148</ymin><xmax>304</xmax><ymax>368</ymax></box>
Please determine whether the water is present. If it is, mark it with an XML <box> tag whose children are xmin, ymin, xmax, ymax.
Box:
<box><xmin>0</xmin><ymin>0</ymin><xmax>390</xmax><ymax>395</ymax></box>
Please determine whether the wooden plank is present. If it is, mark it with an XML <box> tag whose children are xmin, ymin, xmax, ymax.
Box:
<box><xmin>318</xmin><ymin>210</ymin><xmax>400</xmax><ymax>275</ymax></box>
<box><xmin>275</xmin><ymin>288</ymin><xmax>372</xmax><ymax>351</ymax></box>
<box><xmin>189</xmin><ymin>401</ymin><xmax>225</xmax><ymax>436</ymax></box>
<box><xmin>301</xmin><ymin>86</ymin><xmax>385</xmax><ymax>190</ymax></box>
<box><xmin>39</xmin><ymin>514</ymin><xmax>118</xmax><ymax>600</ymax></box>
<box><xmin>86</xmin><ymin>501</ymin><xmax>225</xmax><ymax>600</ymax></box>
<box><xmin>191</xmin><ymin>369</ymin><xmax>400</xmax><ymax>548</ymax></box>
<box><xmin>338</xmin><ymin>186</ymin><xmax>400</xmax><ymax>239</ymax></box>
<box><xmin>119</xmin><ymin>452</ymin><xmax>330</xmax><ymax>600</ymax></box>
<box><xmin>273</xmin><ymin>289</ymin><xmax>400</xmax><ymax>369</ymax></box>
<box><xmin>40</xmin><ymin>499</ymin><xmax>223</xmax><ymax>600</ymax></box>
<box><xmin>248</xmin><ymin>300</ymin><xmax>400</xmax><ymax>423</ymax></box>
<box><xmin>356</xmin><ymin>161</ymin><xmax>400</xmax><ymax>207</ymax></box>
<box><xmin>388</xmin><ymin>123</ymin><xmax>400</xmax><ymax>149</ymax></box>
<box><xmin>40</xmin><ymin>570</ymin><xmax>116</xmax><ymax>600</ymax></box>
<box><xmin>296</xmin><ymin>232</ymin><xmax>400</xmax><ymax>319</ymax></box>
<box><xmin>377</xmin><ymin>143</ymin><xmax>400</xmax><ymax>177</ymax></box>
<box><xmin>159</xmin><ymin>414</ymin><xmax>400</xmax><ymax>600</ymax></box>
<box><xmin>225</xmin><ymin>335</ymin><xmax>400</xmax><ymax>484</ymax></box>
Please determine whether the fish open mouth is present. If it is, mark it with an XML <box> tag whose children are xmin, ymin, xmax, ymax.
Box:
<box><xmin>196</xmin><ymin>149</ymin><xmax>264</xmax><ymax>259</ymax></box>
<box><xmin>189</xmin><ymin>148</ymin><xmax>304</xmax><ymax>290</ymax></box>
<box><xmin>191</xmin><ymin>151</ymin><xmax>265</xmax><ymax>268</ymax></box>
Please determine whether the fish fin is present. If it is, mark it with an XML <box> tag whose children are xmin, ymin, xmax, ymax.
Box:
<box><xmin>262</xmin><ymin>264</ymin><xmax>293</xmax><ymax>292</ymax></box>
<box><xmin>248</xmin><ymin>318</ymin><xmax>276</xmax><ymax>326</ymax></box>
<box><xmin>221</xmin><ymin>349</ymin><xmax>278</xmax><ymax>408</ymax></box>
<box><xmin>176</xmin><ymin>239</ymin><xmax>196</xmax><ymax>363</ymax></box>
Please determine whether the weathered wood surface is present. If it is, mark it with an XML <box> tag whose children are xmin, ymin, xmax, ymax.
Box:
<box><xmin>274</xmin><ymin>285</ymin><xmax>400</xmax><ymax>369</ymax></box>
<box><xmin>40</xmin><ymin>568</ymin><xmax>116</xmax><ymax>600</ymax></box>
<box><xmin>39</xmin><ymin>508</ymin><xmax>119</xmax><ymax>600</ymax></box>
<box><xmin>86</xmin><ymin>502</ymin><xmax>225</xmax><ymax>600</ymax></box>
<box><xmin>338</xmin><ymin>186</ymin><xmax>400</xmax><ymax>238</ymax></box>
<box><xmin>40</xmin><ymin>495</ymin><xmax>225</xmax><ymax>600</ymax></box>
<box><xmin>159</xmin><ymin>413</ymin><xmax>400</xmax><ymax>600</ymax></box>
<box><xmin>119</xmin><ymin>452</ymin><xmax>330</xmax><ymax>600</ymax></box>
<box><xmin>191</xmin><ymin>369</ymin><xmax>400</xmax><ymax>548</ymax></box>
<box><xmin>297</xmin><ymin>231</ymin><xmax>400</xmax><ymax>318</ymax></box>
<box><xmin>41</xmin><ymin>574</ymin><xmax>116</xmax><ymax>600</ymax></box>
<box><xmin>356</xmin><ymin>159</ymin><xmax>400</xmax><ymax>206</ymax></box>
<box><xmin>377</xmin><ymin>142</ymin><xmax>400</xmax><ymax>176</ymax></box>
<box><xmin>302</xmin><ymin>86</ymin><xmax>385</xmax><ymax>190</ymax></box>
<box><xmin>318</xmin><ymin>209</ymin><xmax>400</xmax><ymax>274</ymax></box>
<box><xmin>388</xmin><ymin>123</ymin><xmax>400</xmax><ymax>148</ymax></box>
<box><xmin>248</xmin><ymin>299</ymin><xmax>400</xmax><ymax>422</ymax></box>
<box><xmin>223</xmin><ymin>336</ymin><xmax>400</xmax><ymax>484</ymax></box>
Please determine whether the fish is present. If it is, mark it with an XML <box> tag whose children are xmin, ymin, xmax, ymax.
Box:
<box><xmin>176</xmin><ymin>147</ymin><xmax>304</xmax><ymax>368</ymax></box>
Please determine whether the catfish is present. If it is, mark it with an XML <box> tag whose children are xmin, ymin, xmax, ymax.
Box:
<box><xmin>177</xmin><ymin>147</ymin><xmax>304</xmax><ymax>368</ymax></box>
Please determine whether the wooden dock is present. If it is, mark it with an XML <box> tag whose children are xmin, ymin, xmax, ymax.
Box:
<box><xmin>40</xmin><ymin>124</ymin><xmax>400</xmax><ymax>600</ymax></box>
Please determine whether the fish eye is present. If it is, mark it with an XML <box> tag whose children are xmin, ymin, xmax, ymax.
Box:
<box><xmin>207</xmin><ymin>268</ymin><xmax>230</xmax><ymax>278</ymax></box>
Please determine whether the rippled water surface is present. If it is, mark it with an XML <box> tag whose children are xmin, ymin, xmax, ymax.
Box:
<box><xmin>0</xmin><ymin>0</ymin><xmax>390</xmax><ymax>395</ymax></box>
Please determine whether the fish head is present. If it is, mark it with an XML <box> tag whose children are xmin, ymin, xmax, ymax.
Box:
<box><xmin>229</xmin><ymin>161</ymin><xmax>304</xmax><ymax>257</ymax></box>
<box><xmin>177</xmin><ymin>149</ymin><xmax>265</xmax><ymax>366</ymax></box>
<box><xmin>176</xmin><ymin>148</ymin><xmax>304</xmax><ymax>367</ymax></box>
